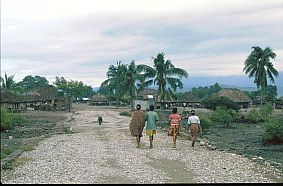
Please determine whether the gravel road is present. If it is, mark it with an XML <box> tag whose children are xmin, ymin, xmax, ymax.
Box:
<box><xmin>1</xmin><ymin>107</ymin><xmax>282</xmax><ymax>183</ymax></box>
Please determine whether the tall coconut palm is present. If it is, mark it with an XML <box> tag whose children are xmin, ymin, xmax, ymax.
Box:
<box><xmin>101</xmin><ymin>61</ymin><xmax>127</xmax><ymax>107</ymax></box>
<box><xmin>144</xmin><ymin>53</ymin><xmax>188</xmax><ymax>108</ymax></box>
<box><xmin>0</xmin><ymin>73</ymin><xmax>15</xmax><ymax>89</ymax></box>
<box><xmin>243</xmin><ymin>46</ymin><xmax>278</xmax><ymax>106</ymax></box>
<box><xmin>119</xmin><ymin>60</ymin><xmax>154</xmax><ymax>109</ymax></box>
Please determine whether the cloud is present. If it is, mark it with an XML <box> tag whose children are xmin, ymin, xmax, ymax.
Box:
<box><xmin>1</xmin><ymin>0</ymin><xmax>283</xmax><ymax>87</ymax></box>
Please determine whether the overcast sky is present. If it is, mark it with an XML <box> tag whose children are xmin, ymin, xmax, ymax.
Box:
<box><xmin>1</xmin><ymin>0</ymin><xmax>283</xmax><ymax>87</ymax></box>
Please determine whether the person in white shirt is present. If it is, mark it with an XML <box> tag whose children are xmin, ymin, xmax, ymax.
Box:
<box><xmin>187</xmin><ymin>110</ymin><xmax>202</xmax><ymax>147</ymax></box>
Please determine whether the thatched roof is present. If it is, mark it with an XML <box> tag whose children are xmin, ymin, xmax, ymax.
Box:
<box><xmin>178</xmin><ymin>92</ymin><xmax>200</xmax><ymax>102</ymax></box>
<box><xmin>0</xmin><ymin>89</ymin><xmax>17</xmax><ymax>102</ymax></box>
<box><xmin>215</xmin><ymin>88</ymin><xmax>252</xmax><ymax>103</ymax></box>
<box><xmin>90</xmin><ymin>94</ymin><xmax>108</xmax><ymax>102</ymax></box>
<box><xmin>15</xmin><ymin>85</ymin><xmax>57</xmax><ymax>102</ymax></box>
<box><xmin>138</xmin><ymin>88</ymin><xmax>158</xmax><ymax>96</ymax></box>
<box><xmin>29</xmin><ymin>85</ymin><xmax>57</xmax><ymax>100</ymax></box>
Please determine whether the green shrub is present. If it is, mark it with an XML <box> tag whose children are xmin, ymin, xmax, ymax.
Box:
<box><xmin>119</xmin><ymin>111</ymin><xmax>132</xmax><ymax>117</ymax></box>
<box><xmin>0</xmin><ymin>109</ymin><xmax>14</xmax><ymax>130</ymax></box>
<box><xmin>210</xmin><ymin>106</ymin><xmax>232</xmax><ymax>127</ymax></box>
<box><xmin>247</xmin><ymin>104</ymin><xmax>274</xmax><ymax>123</ymax></box>
<box><xmin>1</xmin><ymin>147</ymin><xmax>14</xmax><ymax>160</ymax></box>
<box><xmin>200</xmin><ymin>116</ymin><xmax>212</xmax><ymax>130</ymax></box>
<box><xmin>263</xmin><ymin>117</ymin><xmax>283</xmax><ymax>144</ymax></box>
<box><xmin>260</xmin><ymin>103</ymin><xmax>273</xmax><ymax>120</ymax></box>
<box><xmin>247</xmin><ymin>109</ymin><xmax>262</xmax><ymax>123</ymax></box>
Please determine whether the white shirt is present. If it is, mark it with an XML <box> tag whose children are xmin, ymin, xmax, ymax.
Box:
<box><xmin>188</xmin><ymin>115</ymin><xmax>200</xmax><ymax>125</ymax></box>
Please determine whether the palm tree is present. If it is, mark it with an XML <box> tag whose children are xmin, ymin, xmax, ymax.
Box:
<box><xmin>119</xmin><ymin>60</ymin><xmax>154</xmax><ymax>109</ymax></box>
<box><xmin>145</xmin><ymin>53</ymin><xmax>188</xmax><ymax>108</ymax></box>
<box><xmin>243</xmin><ymin>46</ymin><xmax>279</xmax><ymax>107</ymax></box>
<box><xmin>101</xmin><ymin>60</ymin><xmax>153</xmax><ymax>109</ymax></box>
<box><xmin>1</xmin><ymin>73</ymin><xmax>15</xmax><ymax>89</ymax></box>
<box><xmin>101</xmin><ymin>61</ymin><xmax>127</xmax><ymax>107</ymax></box>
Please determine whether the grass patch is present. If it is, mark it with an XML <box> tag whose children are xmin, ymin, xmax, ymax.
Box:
<box><xmin>1</xmin><ymin>147</ymin><xmax>14</xmax><ymax>160</ymax></box>
<box><xmin>13</xmin><ymin>156</ymin><xmax>33</xmax><ymax>167</ymax></box>
<box><xmin>1</xmin><ymin>111</ymin><xmax>68</xmax><ymax>169</ymax></box>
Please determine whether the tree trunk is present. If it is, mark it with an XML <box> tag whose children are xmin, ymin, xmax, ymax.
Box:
<box><xmin>261</xmin><ymin>88</ymin><xmax>263</xmax><ymax>107</ymax></box>
<box><xmin>116</xmin><ymin>96</ymin><xmax>119</xmax><ymax>108</ymax></box>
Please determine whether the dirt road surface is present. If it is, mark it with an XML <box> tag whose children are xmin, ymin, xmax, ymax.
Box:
<box><xmin>1</xmin><ymin>105</ymin><xmax>282</xmax><ymax>183</ymax></box>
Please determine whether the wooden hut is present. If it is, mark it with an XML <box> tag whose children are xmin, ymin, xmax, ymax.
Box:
<box><xmin>177</xmin><ymin>92</ymin><xmax>201</xmax><ymax>108</ymax></box>
<box><xmin>90</xmin><ymin>94</ymin><xmax>108</xmax><ymax>106</ymax></box>
<box><xmin>215</xmin><ymin>88</ymin><xmax>252</xmax><ymax>108</ymax></box>
<box><xmin>0</xmin><ymin>89</ymin><xmax>18</xmax><ymax>111</ymax></box>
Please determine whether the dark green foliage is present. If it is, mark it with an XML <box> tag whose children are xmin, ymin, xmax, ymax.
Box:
<box><xmin>247</xmin><ymin>103</ymin><xmax>274</xmax><ymax>123</ymax></box>
<box><xmin>199</xmin><ymin>116</ymin><xmax>212</xmax><ymax>130</ymax></box>
<box><xmin>263</xmin><ymin>117</ymin><xmax>283</xmax><ymax>144</ymax></box>
<box><xmin>210</xmin><ymin>106</ymin><xmax>232</xmax><ymax>127</ymax></box>
<box><xmin>190</xmin><ymin>83</ymin><xmax>222</xmax><ymax>100</ymax></box>
<box><xmin>246</xmin><ymin>109</ymin><xmax>262</xmax><ymax>123</ymax></box>
<box><xmin>1</xmin><ymin>109</ymin><xmax>14</xmax><ymax>131</ymax></box>
<box><xmin>1</xmin><ymin>147</ymin><xmax>14</xmax><ymax>160</ymax></box>
<box><xmin>53</xmin><ymin>76</ymin><xmax>93</xmax><ymax>98</ymax></box>
<box><xmin>203</xmin><ymin>96</ymin><xmax>240</xmax><ymax>111</ymax></box>
<box><xmin>16</xmin><ymin>75</ymin><xmax>49</xmax><ymax>90</ymax></box>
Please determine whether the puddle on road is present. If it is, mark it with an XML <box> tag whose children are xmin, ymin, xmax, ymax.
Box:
<box><xmin>147</xmin><ymin>157</ymin><xmax>194</xmax><ymax>183</ymax></box>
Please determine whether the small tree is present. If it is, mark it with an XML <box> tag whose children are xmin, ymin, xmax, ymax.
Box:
<box><xmin>210</xmin><ymin>106</ymin><xmax>232</xmax><ymax>127</ymax></box>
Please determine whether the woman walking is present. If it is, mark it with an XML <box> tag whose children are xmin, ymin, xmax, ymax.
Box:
<box><xmin>129</xmin><ymin>104</ymin><xmax>145</xmax><ymax>148</ymax></box>
<box><xmin>188</xmin><ymin>110</ymin><xmax>202</xmax><ymax>147</ymax></box>
<box><xmin>169</xmin><ymin>107</ymin><xmax>182</xmax><ymax>148</ymax></box>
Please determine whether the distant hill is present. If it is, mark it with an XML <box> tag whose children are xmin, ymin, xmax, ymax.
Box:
<box><xmin>92</xmin><ymin>72</ymin><xmax>283</xmax><ymax>97</ymax></box>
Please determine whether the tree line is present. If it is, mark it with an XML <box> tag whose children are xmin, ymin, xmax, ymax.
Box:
<box><xmin>0</xmin><ymin>74</ymin><xmax>94</xmax><ymax>99</ymax></box>
<box><xmin>1</xmin><ymin>47</ymin><xmax>280</xmax><ymax>107</ymax></box>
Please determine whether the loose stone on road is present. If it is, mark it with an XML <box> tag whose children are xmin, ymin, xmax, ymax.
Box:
<box><xmin>1</xmin><ymin>108</ymin><xmax>282</xmax><ymax>183</ymax></box>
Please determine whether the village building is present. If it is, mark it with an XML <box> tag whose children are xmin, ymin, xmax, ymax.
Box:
<box><xmin>89</xmin><ymin>94</ymin><xmax>109</xmax><ymax>106</ymax></box>
<box><xmin>0</xmin><ymin>85</ymin><xmax>70</xmax><ymax>112</ymax></box>
<box><xmin>214</xmin><ymin>88</ymin><xmax>252</xmax><ymax>108</ymax></box>
<box><xmin>0</xmin><ymin>89</ymin><xmax>18</xmax><ymax>112</ymax></box>
<box><xmin>133</xmin><ymin>88</ymin><xmax>157</xmax><ymax>110</ymax></box>
<box><xmin>177</xmin><ymin>92</ymin><xmax>201</xmax><ymax>108</ymax></box>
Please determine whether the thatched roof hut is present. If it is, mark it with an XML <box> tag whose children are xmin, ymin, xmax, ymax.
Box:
<box><xmin>0</xmin><ymin>89</ymin><xmax>17</xmax><ymax>103</ymax></box>
<box><xmin>216</xmin><ymin>88</ymin><xmax>251</xmax><ymax>103</ymax></box>
<box><xmin>91</xmin><ymin>94</ymin><xmax>108</xmax><ymax>102</ymax></box>
<box><xmin>0</xmin><ymin>89</ymin><xmax>18</xmax><ymax>111</ymax></box>
<box><xmin>90</xmin><ymin>94</ymin><xmax>108</xmax><ymax>106</ymax></box>
<box><xmin>178</xmin><ymin>92</ymin><xmax>200</xmax><ymax>103</ymax></box>
<box><xmin>215</xmin><ymin>88</ymin><xmax>252</xmax><ymax>108</ymax></box>
<box><xmin>29</xmin><ymin>85</ymin><xmax>57</xmax><ymax>101</ymax></box>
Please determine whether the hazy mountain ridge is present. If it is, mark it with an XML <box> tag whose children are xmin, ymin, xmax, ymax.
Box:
<box><xmin>93</xmin><ymin>73</ymin><xmax>283</xmax><ymax>97</ymax></box>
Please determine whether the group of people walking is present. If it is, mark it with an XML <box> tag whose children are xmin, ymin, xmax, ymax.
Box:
<box><xmin>129</xmin><ymin>104</ymin><xmax>202</xmax><ymax>149</ymax></box>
